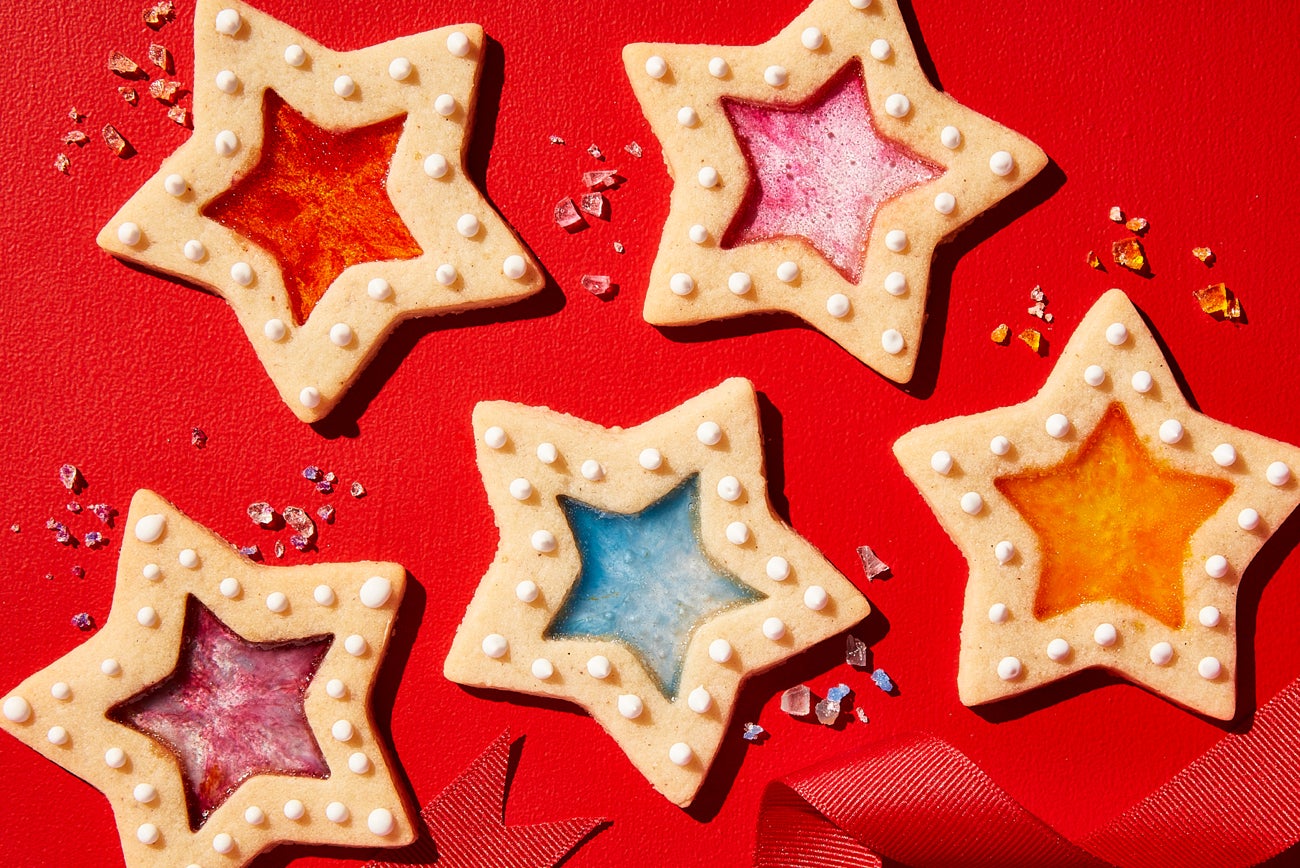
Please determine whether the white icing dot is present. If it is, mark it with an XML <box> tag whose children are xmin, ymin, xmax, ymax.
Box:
<box><xmin>995</xmin><ymin>541</ymin><xmax>1015</xmax><ymax>564</ymax></box>
<box><xmin>716</xmin><ymin>476</ymin><xmax>742</xmax><ymax>501</ymax></box>
<box><xmin>990</xmin><ymin>436</ymin><xmax>1011</xmax><ymax>455</ymax></box>
<box><xmin>1106</xmin><ymin>322</ymin><xmax>1129</xmax><ymax>346</ymax></box>
<box><xmin>777</xmin><ymin>261</ymin><xmax>799</xmax><ymax>282</ymax></box>
<box><xmin>515</xmin><ymin>580</ymin><xmax>539</xmax><ymax>603</ymax></box>
<box><xmin>326</xmin><ymin>679</ymin><xmax>347</xmax><ymax>699</ymax></box>
<box><xmin>934</xmin><ymin>192</ymin><xmax>956</xmax><ymax>215</ymax></box>
<box><xmin>332</xmin><ymin>719</ymin><xmax>354</xmax><ymax>742</ymax></box>
<box><xmin>134</xmin><ymin>513</ymin><xmax>165</xmax><ymax>543</ymax></box>
<box><xmin>726</xmin><ymin>521</ymin><xmax>750</xmax><ymax>545</ymax></box>
<box><xmin>881</xmin><ymin>329</ymin><xmax>905</xmax><ymax>355</ymax></box>
<box><xmin>639</xmin><ymin>448</ymin><xmax>662</xmax><ymax>470</ymax></box>
<box><xmin>360</xmin><ymin>576</ymin><xmax>393</xmax><ymax>608</ymax></box>
<box><xmin>215</xmin><ymin>70</ymin><xmax>239</xmax><ymax>94</ymax></box>
<box><xmin>645</xmin><ymin>56</ymin><xmax>668</xmax><ymax>79</ymax></box>
<box><xmin>344</xmin><ymin>635</ymin><xmax>367</xmax><ymax>656</ymax></box>
<box><xmin>509</xmin><ymin>478</ymin><xmax>533</xmax><ymax>501</ymax></box>
<box><xmin>456</xmin><ymin>213</ymin><xmax>480</xmax><ymax>237</ymax></box>
<box><xmin>988</xmin><ymin>603</ymin><xmax>1008</xmax><ymax>623</ymax></box>
<box><xmin>264</xmin><ymin>318</ymin><xmax>288</xmax><ymax>341</ymax></box>
<box><xmin>142</xmin><ymin>563</ymin><xmax>161</xmax><ymax>581</ymax></box>
<box><xmin>989</xmin><ymin>151</ymin><xmax>1014</xmax><ymax>176</ymax></box>
<box><xmin>244</xmin><ymin>806</ymin><xmax>265</xmax><ymax>825</ymax></box>
<box><xmin>299</xmin><ymin>387</ymin><xmax>322</xmax><ymax>409</ymax></box>
<box><xmin>101</xmin><ymin>658</ymin><xmax>121</xmax><ymax>677</ymax></box>
<box><xmin>580</xmin><ymin>459</ymin><xmax>605</xmax><ymax>481</ymax></box>
<box><xmin>284</xmin><ymin>45</ymin><xmax>306</xmax><ymax>67</ymax></box>
<box><xmin>230</xmin><ymin>262</ymin><xmax>253</xmax><ymax>286</ymax></box>
<box><xmin>214</xmin><ymin>8</ymin><xmax>242</xmax><ymax>34</ymax></box>
<box><xmin>503</xmin><ymin>255</ymin><xmax>528</xmax><ymax>279</ymax></box>
<box><xmin>483</xmin><ymin>426</ymin><xmax>507</xmax><ymax>449</ymax></box>
<box><xmin>284</xmin><ymin>800</ymin><xmax>305</xmax><ymax>820</ymax></box>
<box><xmin>326</xmin><ymin>802</ymin><xmax>349</xmax><ymax>823</ymax></box>
<box><xmin>688</xmin><ymin>224</ymin><xmax>709</xmax><ymax>244</ymax></box>
<box><xmin>669</xmin><ymin>742</ymin><xmax>693</xmax><ymax>766</ymax></box>
<box><xmin>219</xmin><ymin>578</ymin><xmax>240</xmax><ymax>598</ymax></box>
<box><xmin>183</xmin><ymin>239</ymin><xmax>207</xmax><ymax>262</ymax></box>
<box><xmin>869</xmin><ymin>39</ymin><xmax>892</xmax><ymax>60</ymax></box>
<box><xmin>368</xmin><ymin>808</ymin><xmax>396</xmax><ymax>836</ymax></box>
<box><xmin>178</xmin><ymin>548</ymin><xmax>199</xmax><ymax>569</ymax></box>
<box><xmin>1205</xmin><ymin>555</ymin><xmax>1229</xmax><ymax>578</ymax></box>
<box><xmin>884</xmin><ymin>94</ymin><xmax>910</xmax><ymax>118</ymax></box>
<box><xmin>728</xmin><ymin>271</ymin><xmax>753</xmax><ymax>295</ymax></box>
<box><xmin>849</xmin><ymin>0</ymin><xmax>873</xmax><ymax>8</ymax></box>
<box><xmin>884</xmin><ymin>271</ymin><xmax>907</xmax><ymax>296</ymax></box>
<box><xmin>266</xmin><ymin>592</ymin><xmax>288</xmax><ymax>613</ymax></box>
<box><xmin>1212</xmin><ymin>444</ymin><xmax>1237</xmax><ymax>467</ymax></box>
<box><xmin>762</xmin><ymin>617</ymin><xmax>786</xmax><ymax>640</ymax></box>
<box><xmin>2</xmin><ymin>695</ymin><xmax>31</xmax><ymax>723</ymax></box>
<box><xmin>1047</xmin><ymin>638</ymin><xmax>1070</xmax><ymax>661</ymax></box>
<box><xmin>670</xmin><ymin>273</ymin><xmax>695</xmax><ymax>296</ymax></box>
<box><xmin>826</xmin><ymin>293</ymin><xmax>851</xmax><ymax>318</ymax></box>
<box><xmin>803</xmin><ymin>586</ymin><xmax>829</xmax><ymax>611</ymax></box>
<box><xmin>164</xmin><ymin>173</ymin><xmax>188</xmax><ymax>196</ymax></box>
<box><xmin>423</xmin><ymin>153</ymin><xmax>450</xmax><ymax>180</ymax></box>
<box><xmin>215</xmin><ymin>129</ymin><xmax>239</xmax><ymax>156</ymax></box>
<box><xmin>677</xmin><ymin>106</ymin><xmax>699</xmax><ymax>127</ymax></box>
<box><xmin>333</xmin><ymin>75</ymin><xmax>356</xmax><ymax>98</ymax></box>
<box><xmin>531</xmin><ymin>530</ymin><xmax>557</xmax><ymax>552</ymax></box>
<box><xmin>117</xmin><ymin>222</ymin><xmax>141</xmax><ymax>246</ymax></box>
<box><xmin>329</xmin><ymin>323</ymin><xmax>354</xmax><ymax>347</ymax></box>
<box><xmin>388</xmin><ymin>57</ymin><xmax>412</xmax><ymax>81</ymax></box>
<box><xmin>1129</xmin><ymin>370</ymin><xmax>1153</xmax><ymax>393</ymax></box>
<box><xmin>708</xmin><ymin>57</ymin><xmax>729</xmax><ymax>78</ymax></box>
<box><xmin>688</xmin><ymin>686</ymin><xmax>712</xmax><ymax>713</ymax></box>
<box><xmin>213</xmin><ymin>833</ymin><xmax>234</xmax><ymax>853</ymax></box>
<box><xmin>1267</xmin><ymin>461</ymin><xmax>1292</xmax><ymax>486</ymax></box>
<box><xmin>1046</xmin><ymin>414</ymin><xmax>1070</xmax><ymax>438</ymax></box>
<box><xmin>996</xmin><ymin>656</ymin><xmax>1022</xmax><ymax>680</ymax></box>
<box><xmin>51</xmin><ymin>682</ymin><xmax>71</xmax><ymax>701</ymax></box>
<box><xmin>482</xmin><ymin>634</ymin><xmax>508</xmax><ymax>658</ymax></box>
<box><xmin>617</xmin><ymin>694</ymin><xmax>643</xmax><ymax>719</ymax></box>
<box><xmin>940</xmin><ymin>126</ymin><xmax>962</xmax><ymax>148</ymax></box>
<box><xmin>531</xmin><ymin>658</ymin><xmax>554</xmax><ymax>680</ymax></box>
<box><xmin>46</xmin><ymin>726</ymin><xmax>69</xmax><ymax>745</ymax></box>
<box><xmin>587</xmin><ymin>656</ymin><xmax>611</xmax><ymax>678</ymax></box>
<box><xmin>105</xmin><ymin>747</ymin><xmax>126</xmax><ymax>768</ymax></box>
<box><xmin>1150</xmin><ymin>642</ymin><xmax>1174</xmax><ymax>666</ymax></box>
<box><xmin>884</xmin><ymin>229</ymin><xmax>908</xmax><ymax>252</ymax></box>
<box><xmin>436</xmin><ymin>264</ymin><xmax>458</xmax><ymax>286</ymax></box>
<box><xmin>1094</xmin><ymin>623</ymin><xmax>1118</xmax><ymax>647</ymax></box>
<box><xmin>133</xmin><ymin>783</ymin><xmax>156</xmax><ymax>803</ymax></box>
<box><xmin>764</xmin><ymin>65</ymin><xmax>788</xmax><ymax>87</ymax></box>
<box><xmin>960</xmin><ymin>492</ymin><xmax>983</xmax><ymax>515</ymax></box>
<box><xmin>536</xmin><ymin>442</ymin><xmax>558</xmax><ymax>464</ymax></box>
<box><xmin>136</xmin><ymin>607</ymin><xmax>157</xmax><ymax>627</ymax></box>
<box><xmin>447</xmin><ymin>31</ymin><xmax>471</xmax><ymax>57</ymax></box>
<box><xmin>349</xmin><ymin>752</ymin><xmax>371</xmax><ymax>773</ymax></box>
<box><xmin>930</xmin><ymin>450</ymin><xmax>953</xmax><ymax>475</ymax></box>
<box><xmin>314</xmin><ymin>585</ymin><xmax>336</xmax><ymax>606</ymax></box>
<box><xmin>137</xmin><ymin>823</ymin><xmax>160</xmax><ymax>845</ymax></box>
<box><xmin>801</xmin><ymin>27</ymin><xmax>824</xmax><ymax>50</ymax></box>
<box><xmin>1199</xmin><ymin>657</ymin><xmax>1223</xmax><ymax>680</ymax></box>
<box><xmin>698</xmin><ymin>166</ymin><xmax>719</xmax><ymax>188</ymax></box>
<box><xmin>1238</xmin><ymin>508</ymin><xmax>1261</xmax><ymax>530</ymax></box>
<box><xmin>709</xmin><ymin>638</ymin><xmax>733</xmax><ymax>662</ymax></box>
<box><xmin>1199</xmin><ymin>605</ymin><xmax>1222</xmax><ymax>627</ymax></box>
<box><xmin>697</xmin><ymin>421</ymin><xmax>722</xmax><ymax>445</ymax></box>
<box><xmin>1159</xmin><ymin>419</ymin><xmax>1184</xmax><ymax>444</ymax></box>
<box><xmin>1084</xmin><ymin>365</ymin><xmax>1105</xmax><ymax>386</ymax></box>
<box><xmin>766</xmin><ymin>556</ymin><xmax>790</xmax><ymax>581</ymax></box>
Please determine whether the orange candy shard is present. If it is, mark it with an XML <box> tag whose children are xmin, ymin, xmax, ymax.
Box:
<box><xmin>202</xmin><ymin>90</ymin><xmax>423</xmax><ymax>325</ymax></box>
<box><xmin>1112</xmin><ymin>238</ymin><xmax>1146</xmax><ymax>272</ymax></box>
<box><xmin>1017</xmin><ymin>328</ymin><xmax>1043</xmax><ymax>354</ymax></box>
<box><xmin>1086</xmin><ymin>250</ymin><xmax>1101</xmax><ymax>269</ymax></box>
<box><xmin>991</xmin><ymin>323</ymin><xmax>1010</xmax><ymax>345</ymax></box>
<box><xmin>1193</xmin><ymin>283</ymin><xmax>1242</xmax><ymax>321</ymax></box>
<box><xmin>994</xmin><ymin>403</ymin><xmax>1233</xmax><ymax>628</ymax></box>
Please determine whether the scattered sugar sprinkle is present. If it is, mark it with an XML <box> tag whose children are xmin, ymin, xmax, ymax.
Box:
<box><xmin>89</xmin><ymin>504</ymin><xmax>114</xmax><ymax>525</ymax></box>
<box><xmin>1108</xmin><ymin>206</ymin><xmax>1124</xmax><ymax>223</ymax></box>
<box><xmin>59</xmin><ymin>464</ymin><xmax>81</xmax><ymax>492</ymax></box>
<box><xmin>237</xmin><ymin>544</ymin><xmax>260</xmax><ymax>559</ymax></box>
<box><xmin>102</xmin><ymin>124</ymin><xmax>131</xmax><ymax>157</ymax></box>
<box><xmin>741</xmin><ymin>722</ymin><xmax>766</xmax><ymax>742</ymax></box>
<box><xmin>107</xmin><ymin>50</ymin><xmax>143</xmax><ymax>78</ymax></box>
<box><xmin>870</xmin><ymin>668</ymin><xmax>894</xmax><ymax>693</ymax></box>
<box><xmin>855</xmin><ymin>707</ymin><xmax>870</xmax><ymax>724</ymax></box>
<box><xmin>274</xmin><ymin>540</ymin><xmax>285</xmax><ymax>559</ymax></box>
<box><xmin>190</xmin><ymin>427</ymin><xmax>208</xmax><ymax>448</ymax></box>
<box><xmin>1193</xmin><ymin>247</ymin><xmax>1215</xmax><ymax>265</ymax></box>
<box><xmin>548</xmin><ymin>135</ymin><xmax>565</xmax><ymax>145</ymax></box>
<box><xmin>1125</xmin><ymin>217</ymin><xmax>1149</xmax><ymax>234</ymax></box>
<box><xmin>71</xmin><ymin>612</ymin><xmax>94</xmax><ymax>631</ymax></box>
<box><xmin>66</xmin><ymin>502</ymin><xmax>82</xmax><ymax>515</ymax></box>
<box><xmin>991</xmin><ymin>323</ymin><xmax>1010</xmax><ymax>345</ymax></box>
<box><xmin>84</xmin><ymin>531</ymin><xmax>105</xmax><ymax>548</ymax></box>
<box><xmin>247</xmin><ymin>502</ymin><xmax>275</xmax><ymax>526</ymax></box>
<box><xmin>856</xmin><ymin>545</ymin><xmax>890</xmax><ymax>580</ymax></box>
<box><xmin>147</xmin><ymin>43</ymin><xmax>172</xmax><ymax>73</ymax></box>
<box><xmin>61</xmin><ymin>131</ymin><xmax>89</xmax><ymax>147</ymax></box>
<box><xmin>624</xmin><ymin>141</ymin><xmax>643</xmax><ymax>158</ymax></box>
<box><xmin>143</xmin><ymin>0</ymin><xmax>175</xmax><ymax>28</ymax></box>
<box><xmin>54</xmin><ymin>154</ymin><xmax>71</xmax><ymax>175</ymax></box>
<box><xmin>119</xmin><ymin>87</ymin><xmax>138</xmax><ymax>105</ymax></box>
<box><xmin>317</xmin><ymin>504</ymin><xmax>335</xmax><ymax>523</ymax></box>
<box><xmin>613</xmin><ymin>241</ymin><xmax>625</xmax><ymax>254</ymax></box>
<box><xmin>350</xmin><ymin>481</ymin><xmax>366</xmax><ymax>498</ymax></box>
<box><xmin>71</xmin><ymin>565</ymin><xmax>85</xmax><ymax>579</ymax></box>
<box><xmin>587</xmin><ymin>143</ymin><xmax>604</xmax><ymax>160</ymax></box>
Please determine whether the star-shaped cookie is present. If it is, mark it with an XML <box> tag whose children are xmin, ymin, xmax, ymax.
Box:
<box><xmin>623</xmin><ymin>0</ymin><xmax>1047</xmax><ymax>382</ymax></box>
<box><xmin>0</xmin><ymin>490</ymin><xmax>414</xmax><ymax>866</ymax></box>
<box><xmin>443</xmin><ymin>378</ymin><xmax>870</xmax><ymax>805</ymax></box>
<box><xmin>894</xmin><ymin>289</ymin><xmax>1300</xmax><ymax>719</ymax></box>
<box><xmin>97</xmin><ymin>0</ymin><xmax>543</xmax><ymax>422</ymax></box>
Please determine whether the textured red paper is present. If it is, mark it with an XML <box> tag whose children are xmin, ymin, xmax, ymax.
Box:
<box><xmin>1</xmin><ymin>1</ymin><xmax>1299</xmax><ymax>866</ymax></box>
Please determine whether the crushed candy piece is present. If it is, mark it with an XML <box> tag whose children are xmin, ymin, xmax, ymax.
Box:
<box><xmin>1109</xmin><ymin>206</ymin><xmax>1124</xmax><ymax>223</ymax></box>
<box><xmin>827</xmin><ymin>683</ymin><xmax>851</xmax><ymax>703</ymax></box>
<box><xmin>43</xmin><ymin>574</ymin><xmax>54</xmax><ymax>582</ymax></box>
<box><xmin>9</xmin><ymin>524</ymin><xmax>18</xmax><ymax>533</ymax></box>
<box><xmin>845</xmin><ymin>634</ymin><xmax>869</xmax><ymax>668</ymax></box>
<box><xmin>549</xmin><ymin>135</ymin><xmax>565</xmax><ymax>145</ymax></box>
<box><xmin>1028</xmin><ymin>303</ymin><xmax>1046</xmax><ymax>319</ymax></box>
<box><xmin>119</xmin><ymin>87</ymin><xmax>138</xmax><ymax>105</ymax></box>
<box><xmin>89</xmin><ymin>503</ymin><xmax>114</xmax><ymax>525</ymax></box>
<box><xmin>58</xmin><ymin>464</ymin><xmax>80</xmax><ymax>491</ymax></box>
<box><xmin>870</xmin><ymin>668</ymin><xmax>894</xmax><ymax>693</ymax></box>
<box><xmin>102</xmin><ymin>124</ymin><xmax>131</xmax><ymax>157</ymax></box>
<box><xmin>855</xmin><ymin>708</ymin><xmax>870</xmax><ymax>724</ymax></box>
<box><xmin>1045</xmin><ymin>312</ymin><xmax>1054</xmax><ymax>323</ymax></box>
<box><xmin>247</xmin><ymin>502</ymin><xmax>275</xmax><ymax>526</ymax></box>
<box><xmin>1112</xmin><ymin>238</ymin><xmax>1147</xmax><ymax>272</ymax></box>
<box><xmin>613</xmin><ymin>241</ymin><xmax>625</xmax><ymax>254</ymax></box>
<box><xmin>580</xmin><ymin>192</ymin><xmax>606</xmax><ymax>219</ymax></box>
<box><xmin>554</xmin><ymin>197</ymin><xmax>583</xmax><ymax>229</ymax></box>
<box><xmin>580</xmin><ymin>274</ymin><xmax>614</xmax><ymax>298</ymax></box>
<box><xmin>315</xmin><ymin>480</ymin><xmax>333</xmax><ymax>494</ymax></box>
<box><xmin>289</xmin><ymin>533</ymin><xmax>310</xmax><ymax>552</ymax></box>
<box><xmin>69</xmin><ymin>106</ymin><xmax>83</xmax><ymax>122</ymax></box>
<box><xmin>780</xmin><ymin>684</ymin><xmax>810</xmax><ymax>716</ymax></box>
<box><xmin>84</xmin><ymin>531</ymin><xmax>106</xmax><ymax>548</ymax></box>
<box><xmin>46</xmin><ymin>518</ymin><xmax>72</xmax><ymax>543</ymax></box>
<box><xmin>302</xmin><ymin>466</ymin><xmax>322</xmax><ymax>482</ymax></box>
<box><xmin>582</xmin><ymin>169</ymin><xmax>619</xmax><ymax>190</ymax></box>
<box><xmin>282</xmin><ymin>506</ymin><xmax>315</xmax><ymax>539</ymax></box>
<box><xmin>856</xmin><ymin>545</ymin><xmax>890</xmax><ymax>580</ymax></box>
<box><xmin>741</xmin><ymin>722</ymin><xmax>766</xmax><ymax>742</ymax></box>
<box><xmin>66</xmin><ymin>502</ymin><xmax>82</xmax><ymax>514</ymax></box>
<box><xmin>107</xmin><ymin>50</ymin><xmax>143</xmax><ymax>77</ymax></box>
<box><xmin>1193</xmin><ymin>283</ymin><xmax>1242</xmax><ymax>321</ymax></box>
<box><xmin>324</xmin><ymin>471</ymin><xmax>337</xmax><ymax>484</ymax></box>
<box><xmin>1087</xmin><ymin>250</ymin><xmax>1102</xmax><ymax>269</ymax></box>
<box><xmin>587</xmin><ymin>143</ymin><xmax>603</xmax><ymax>160</ymax></box>
<box><xmin>349</xmin><ymin>481</ymin><xmax>365</xmax><ymax>498</ymax></box>
<box><xmin>54</xmin><ymin>153</ymin><xmax>70</xmax><ymax>174</ymax></box>
<box><xmin>624</xmin><ymin>141</ymin><xmax>642</xmax><ymax>158</ymax></box>
<box><xmin>167</xmin><ymin>105</ymin><xmax>190</xmax><ymax>127</ymax></box>
<box><xmin>1017</xmin><ymin>328</ymin><xmax>1044</xmax><ymax>354</ymax></box>
<box><xmin>237</xmin><ymin>544</ymin><xmax>260</xmax><ymax>559</ymax></box>
<box><xmin>71</xmin><ymin>566</ymin><xmax>85</xmax><ymax>579</ymax></box>
<box><xmin>316</xmin><ymin>504</ymin><xmax>335</xmax><ymax>523</ymax></box>
<box><xmin>143</xmin><ymin>0</ymin><xmax>174</xmax><ymax>27</ymax></box>
<box><xmin>71</xmin><ymin>612</ymin><xmax>95</xmax><ymax>631</ymax></box>
<box><xmin>148</xmin><ymin>43</ymin><xmax>172</xmax><ymax>72</ymax></box>
<box><xmin>1030</xmin><ymin>286</ymin><xmax>1045</xmax><ymax>303</ymax></box>
<box><xmin>1193</xmin><ymin>247</ymin><xmax>1215</xmax><ymax>265</ymax></box>
<box><xmin>814</xmin><ymin>698</ymin><xmax>840</xmax><ymax>725</ymax></box>
<box><xmin>190</xmin><ymin>427</ymin><xmax>207</xmax><ymax>448</ymax></box>
<box><xmin>274</xmin><ymin>540</ymin><xmax>285</xmax><ymax>559</ymax></box>
<box><xmin>61</xmin><ymin>131</ymin><xmax>89</xmax><ymax>146</ymax></box>
<box><xmin>1125</xmin><ymin>217</ymin><xmax>1149</xmax><ymax>234</ymax></box>
<box><xmin>149</xmin><ymin>79</ymin><xmax>184</xmax><ymax>104</ymax></box>
<box><xmin>991</xmin><ymin>323</ymin><xmax>1010</xmax><ymax>345</ymax></box>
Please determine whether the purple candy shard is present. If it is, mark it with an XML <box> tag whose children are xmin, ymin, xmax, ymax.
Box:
<box><xmin>46</xmin><ymin>519</ymin><xmax>72</xmax><ymax>545</ymax></box>
<box><xmin>84</xmin><ymin>531</ymin><xmax>105</xmax><ymax>547</ymax></box>
<box><xmin>237</xmin><ymin>544</ymin><xmax>260</xmax><ymax>559</ymax></box>
<box><xmin>315</xmin><ymin>481</ymin><xmax>333</xmax><ymax>494</ymax></box>
<box><xmin>71</xmin><ymin>612</ymin><xmax>94</xmax><ymax>630</ymax></box>
<box><xmin>554</xmin><ymin>197</ymin><xmax>583</xmax><ymax>229</ymax></box>
<box><xmin>66</xmin><ymin>502</ymin><xmax>82</xmax><ymax>514</ymax></box>
<box><xmin>582</xmin><ymin>169</ymin><xmax>618</xmax><ymax>190</ymax></box>
<box><xmin>317</xmin><ymin>504</ymin><xmax>335</xmax><ymax>523</ymax></box>
<box><xmin>58</xmin><ymin>463</ymin><xmax>79</xmax><ymax>490</ymax></box>
<box><xmin>780</xmin><ymin>684</ymin><xmax>810</xmax><ymax>716</ymax></box>
<box><xmin>247</xmin><ymin>502</ymin><xmax>274</xmax><ymax>526</ymax></box>
<box><xmin>580</xmin><ymin>192</ymin><xmax>606</xmax><ymax>218</ymax></box>
<box><xmin>301</xmin><ymin>466</ymin><xmax>322</xmax><ymax>482</ymax></box>
<box><xmin>742</xmin><ymin>722</ymin><xmax>765</xmax><ymax>741</ymax></box>
<box><xmin>845</xmin><ymin>634</ymin><xmax>869</xmax><ymax>668</ymax></box>
<box><xmin>814</xmin><ymin>698</ymin><xmax>840</xmax><ymax>725</ymax></box>
<box><xmin>856</xmin><ymin>545</ymin><xmax>891</xmax><ymax>580</ymax></box>
<box><xmin>282</xmin><ymin>506</ymin><xmax>314</xmax><ymax>539</ymax></box>
<box><xmin>580</xmin><ymin>274</ymin><xmax>613</xmax><ymax>298</ymax></box>
<box><xmin>109</xmin><ymin>599</ymin><xmax>331</xmax><ymax>830</ymax></box>
<box><xmin>71</xmin><ymin>565</ymin><xmax>85</xmax><ymax>579</ymax></box>
<box><xmin>871</xmin><ymin>668</ymin><xmax>894</xmax><ymax>693</ymax></box>
<box><xmin>349</xmin><ymin>481</ymin><xmax>365</xmax><ymax>498</ymax></box>
<box><xmin>624</xmin><ymin>141</ymin><xmax>642</xmax><ymax>158</ymax></box>
<box><xmin>289</xmin><ymin>533</ymin><xmax>309</xmax><ymax>552</ymax></box>
<box><xmin>89</xmin><ymin>503</ymin><xmax>114</xmax><ymax>524</ymax></box>
<box><xmin>191</xmin><ymin>427</ymin><xmax>208</xmax><ymax>448</ymax></box>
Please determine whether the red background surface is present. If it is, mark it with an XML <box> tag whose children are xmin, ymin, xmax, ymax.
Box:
<box><xmin>2</xmin><ymin>0</ymin><xmax>1298</xmax><ymax>865</ymax></box>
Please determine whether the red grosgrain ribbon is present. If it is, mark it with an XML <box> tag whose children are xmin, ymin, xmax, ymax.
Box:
<box><xmin>755</xmin><ymin>677</ymin><xmax>1300</xmax><ymax>868</ymax></box>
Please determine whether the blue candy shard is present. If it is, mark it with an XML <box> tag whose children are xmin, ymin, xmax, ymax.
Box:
<box><xmin>827</xmin><ymin>683</ymin><xmax>851</xmax><ymax>702</ymax></box>
<box><xmin>545</xmin><ymin>475</ymin><xmax>765</xmax><ymax>699</ymax></box>
<box><xmin>742</xmin><ymin>722</ymin><xmax>765</xmax><ymax>741</ymax></box>
<box><xmin>871</xmin><ymin>668</ymin><xmax>894</xmax><ymax>693</ymax></box>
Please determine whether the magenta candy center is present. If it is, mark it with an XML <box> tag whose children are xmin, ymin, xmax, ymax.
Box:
<box><xmin>721</xmin><ymin>61</ymin><xmax>943</xmax><ymax>283</ymax></box>
<box><xmin>109</xmin><ymin>597</ymin><xmax>332</xmax><ymax>830</ymax></box>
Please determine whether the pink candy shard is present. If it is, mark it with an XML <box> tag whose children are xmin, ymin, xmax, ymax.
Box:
<box><xmin>780</xmin><ymin>684</ymin><xmax>810</xmax><ymax>716</ymax></box>
<box><xmin>856</xmin><ymin>545</ymin><xmax>890</xmax><ymax>580</ymax></box>
<box><xmin>580</xmin><ymin>274</ymin><xmax>613</xmax><ymax>298</ymax></box>
<box><xmin>554</xmin><ymin>196</ymin><xmax>583</xmax><ymax>229</ymax></box>
<box><xmin>282</xmin><ymin>505</ymin><xmax>315</xmax><ymax>539</ymax></box>
<box><xmin>58</xmin><ymin>463</ymin><xmax>80</xmax><ymax>490</ymax></box>
<box><xmin>582</xmin><ymin>169</ymin><xmax>618</xmax><ymax>190</ymax></box>
<box><xmin>722</xmin><ymin>60</ymin><xmax>941</xmax><ymax>283</ymax></box>
<box><xmin>580</xmin><ymin>192</ymin><xmax>607</xmax><ymax>219</ymax></box>
<box><xmin>845</xmin><ymin>634</ymin><xmax>869</xmax><ymax>668</ymax></box>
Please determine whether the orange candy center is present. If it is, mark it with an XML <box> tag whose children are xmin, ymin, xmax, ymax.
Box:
<box><xmin>994</xmin><ymin>403</ymin><xmax>1233</xmax><ymax>628</ymax></box>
